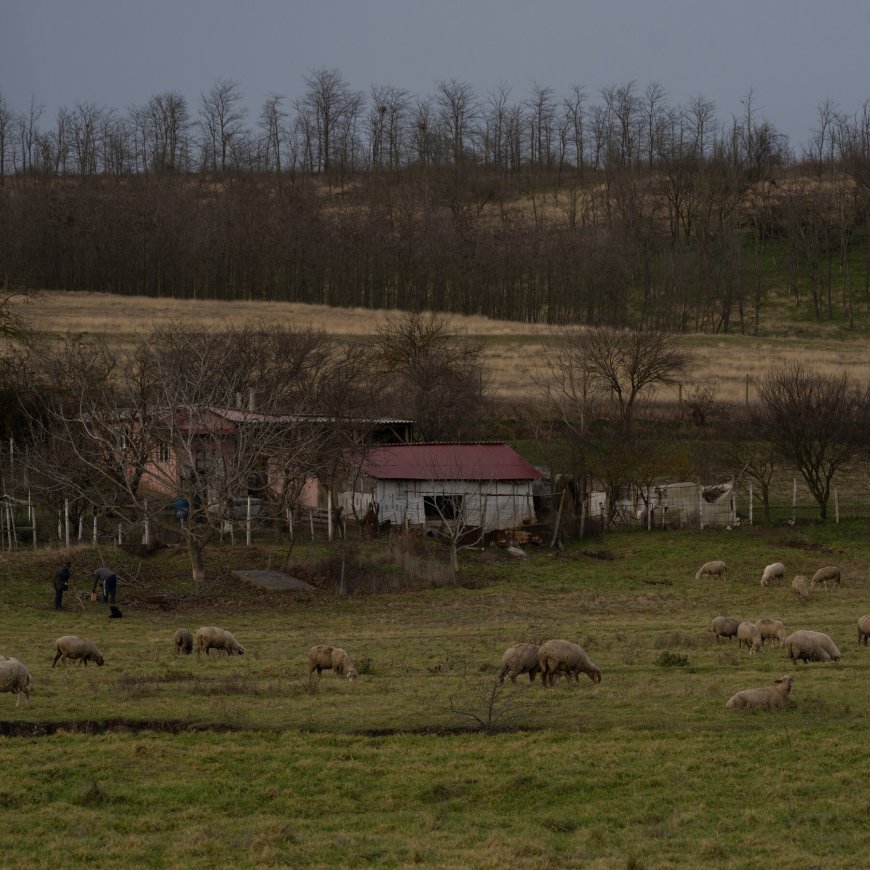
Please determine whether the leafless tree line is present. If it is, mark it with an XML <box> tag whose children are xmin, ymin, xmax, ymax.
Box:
<box><xmin>538</xmin><ymin>328</ymin><xmax>870</xmax><ymax>525</ymax></box>
<box><xmin>4</xmin><ymin>77</ymin><xmax>870</xmax><ymax>330</ymax></box>
<box><xmin>0</xmin><ymin>76</ymin><xmax>793</xmax><ymax>178</ymax></box>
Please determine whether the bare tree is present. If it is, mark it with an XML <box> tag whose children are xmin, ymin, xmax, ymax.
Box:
<box><xmin>757</xmin><ymin>363</ymin><xmax>868</xmax><ymax>519</ymax></box>
<box><xmin>0</xmin><ymin>91</ymin><xmax>12</xmax><ymax>185</ymax></box>
<box><xmin>198</xmin><ymin>79</ymin><xmax>248</xmax><ymax>172</ymax></box>
<box><xmin>371</xmin><ymin>312</ymin><xmax>487</xmax><ymax>441</ymax></box>
<box><xmin>568</xmin><ymin>326</ymin><xmax>689</xmax><ymax>431</ymax></box>
<box><xmin>299</xmin><ymin>67</ymin><xmax>358</xmax><ymax>173</ymax></box>
<box><xmin>435</xmin><ymin>79</ymin><xmax>479</xmax><ymax>163</ymax></box>
<box><xmin>259</xmin><ymin>93</ymin><xmax>287</xmax><ymax>173</ymax></box>
<box><xmin>23</xmin><ymin>326</ymin><xmax>331</xmax><ymax>585</ymax></box>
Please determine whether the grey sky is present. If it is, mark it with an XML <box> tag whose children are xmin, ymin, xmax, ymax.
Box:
<box><xmin>3</xmin><ymin>0</ymin><xmax>870</xmax><ymax>150</ymax></box>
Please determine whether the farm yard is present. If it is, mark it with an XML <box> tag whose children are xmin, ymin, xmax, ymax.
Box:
<box><xmin>2</xmin><ymin>521</ymin><xmax>869</xmax><ymax>869</ymax></box>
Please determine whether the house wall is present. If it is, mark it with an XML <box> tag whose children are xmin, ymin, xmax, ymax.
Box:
<box><xmin>339</xmin><ymin>478</ymin><xmax>537</xmax><ymax>529</ymax></box>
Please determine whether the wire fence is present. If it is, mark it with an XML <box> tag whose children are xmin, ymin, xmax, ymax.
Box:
<box><xmin>2</xmin><ymin>437</ymin><xmax>869</xmax><ymax>556</ymax></box>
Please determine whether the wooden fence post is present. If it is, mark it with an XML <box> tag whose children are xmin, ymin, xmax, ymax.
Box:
<box><xmin>30</xmin><ymin>491</ymin><xmax>36</xmax><ymax>550</ymax></box>
<box><xmin>748</xmin><ymin>482</ymin><xmax>753</xmax><ymax>526</ymax></box>
<box><xmin>791</xmin><ymin>478</ymin><xmax>797</xmax><ymax>524</ymax></box>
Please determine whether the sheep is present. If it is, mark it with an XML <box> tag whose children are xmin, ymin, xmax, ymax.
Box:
<box><xmin>52</xmin><ymin>635</ymin><xmax>105</xmax><ymax>668</ymax></box>
<box><xmin>791</xmin><ymin>575</ymin><xmax>810</xmax><ymax>601</ymax></box>
<box><xmin>538</xmin><ymin>639</ymin><xmax>601</xmax><ymax>687</ymax></box>
<box><xmin>857</xmin><ymin>615</ymin><xmax>870</xmax><ymax>646</ymax></box>
<box><xmin>0</xmin><ymin>657</ymin><xmax>33</xmax><ymax>708</ymax></box>
<box><xmin>760</xmin><ymin>562</ymin><xmax>785</xmax><ymax>587</ymax></box>
<box><xmin>308</xmin><ymin>644</ymin><xmax>357</xmax><ymax>680</ymax></box>
<box><xmin>736</xmin><ymin>621</ymin><xmax>763</xmax><ymax>654</ymax></box>
<box><xmin>496</xmin><ymin>643</ymin><xmax>540</xmax><ymax>684</ymax></box>
<box><xmin>695</xmin><ymin>560</ymin><xmax>727</xmax><ymax>580</ymax></box>
<box><xmin>725</xmin><ymin>675</ymin><xmax>793</xmax><ymax>711</ymax></box>
<box><xmin>174</xmin><ymin>628</ymin><xmax>194</xmax><ymax>656</ymax></box>
<box><xmin>811</xmin><ymin>566</ymin><xmax>841</xmax><ymax>590</ymax></box>
<box><xmin>195</xmin><ymin>627</ymin><xmax>244</xmax><ymax>656</ymax></box>
<box><xmin>711</xmin><ymin>616</ymin><xmax>741</xmax><ymax>642</ymax></box>
<box><xmin>757</xmin><ymin>618</ymin><xmax>786</xmax><ymax>647</ymax></box>
<box><xmin>784</xmin><ymin>630</ymin><xmax>841</xmax><ymax>663</ymax></box>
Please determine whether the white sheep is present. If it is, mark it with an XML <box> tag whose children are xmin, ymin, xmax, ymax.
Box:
<box><xmin>496</xmin><ymin>643</ymin><xmax>541</xmax><ymax>684</ymax></box>
<box><xmin>711</xmin><ymin>616</ymin><xmax>741</xmax><ymax>642</ymax></box>
<box><xmin>308</xmin><ymin>644</ymin><xmax>357</xmax><ymax>680</ymax></box>
<box><xmin>736</xmin><ymin>621</ymin><xmax>762</xmax><ymax>654</ymax></box>
<box><xmin>725</xmin><ymin>675</ymin><xmax>793</xmax><ymax>711</ymax></box>
<box><xmin>195</xmin><ymin>627</ymin><xmax>244</xmax><ymax>656</ymax></box>
<box><xmin>538</xmin><ymin>639</ymin><xmax>601</xmax><ymax>687</ymax></box>
<box><xmin>174</xmin><ymin>628</ymin><xmax>194</xmax><ymax>655</ymax></box>
<box><xmin>695</xmin><ymin>560</ymin><xmax>727</xmax><ymax>581</ymax></box>
<box><xmin>760</xmin><ymin>562</ymin><xmax>785</xmax><ymax>587</ymax></box>
<box><xmin>811</xmin><ymin>566</ymin><xmax>841</xmax><ymax>589</ymax></box>
<box><xmin>52</xmin><ymin>635</ymin><xmax>105</xmax><ymax>667</ymax></box>
<box><xmin>0</xmin><ymin>657</ymin><xmax>33</xmax><ymax>708</ymax></box>
<box><xmin>857</xmin><ymin>616</ymin><xmax>870</xmax><ymax>646</ymax></box>
<box><xmin>784</xmin><ymin>630</ymin><xmax>841</xmax><ymax>663</ymax></box>
<box><xmin>757</xmin><ymin>618</ymin><xmax>786</xmax><ymax>647</ymax></box>
<box><xmin>791</xmin><ymin>575</ymin><xmax>810</xmax><ymax>601</ymax></box>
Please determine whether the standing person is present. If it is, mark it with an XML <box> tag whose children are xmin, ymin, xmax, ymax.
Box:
<box><xmin>92</xmin><ymin>566</ymin><xmax>118</xmax><ymax>604</ymax></box>
<box><xmin>54</xmin><ymin>561</ymin><xmax>70</xmax><ymax>610</ymax></box>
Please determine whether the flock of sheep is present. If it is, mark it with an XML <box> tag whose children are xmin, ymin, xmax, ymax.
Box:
<box><xmin>0</xmin><ymin>625</ymin><xmax>358</xmax><ymax>709</ymax></box>
<box><xmin>1</xmin><ymin>554</ymin><xmax>868</xmax><ymax>715</ymax></box>
<box><xmin>699</xmin><ymin>558</ymin><xmax>870</xmax><ymax>710</ymax></box>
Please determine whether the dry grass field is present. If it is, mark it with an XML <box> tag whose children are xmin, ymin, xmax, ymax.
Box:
<box><xmin>12</xmin><ymin>290</ymin><xmax>870</xmax><ymax>402</ymax></box>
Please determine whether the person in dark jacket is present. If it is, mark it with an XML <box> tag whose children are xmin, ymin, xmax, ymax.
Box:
<box><xmin>54</xmin><ymin>561</ymin><xmax>71</xmax><ymax>610</ymax></box>
<box><xmin>92</xmin><ymin>566</ymin><xmax>118</xmax><ymax>604</ymax></box>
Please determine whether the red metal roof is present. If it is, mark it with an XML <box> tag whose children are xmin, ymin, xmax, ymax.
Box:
<box><xmin>358</xmin><ymin>443</ymin><xmax>543</xmax><ymax>481</ymax></box>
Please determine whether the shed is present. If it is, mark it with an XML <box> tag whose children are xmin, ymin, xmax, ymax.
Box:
<box><xmin>339</xmin><ymin>443</ymin><xmax>544</xmax><ymax>531</ymax></box>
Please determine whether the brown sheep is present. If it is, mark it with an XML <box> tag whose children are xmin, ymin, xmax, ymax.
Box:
<box><xmin>308</xmin><ymin>644</ymin><xmax>357</xmax><ymax>680</ymax></box>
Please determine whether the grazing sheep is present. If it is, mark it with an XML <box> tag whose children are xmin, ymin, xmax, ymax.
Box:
<box><xmin>538</xmin><ymin>639</ymin><xmax>601</xmax><ymax>687</ymax></box>
<box><xmin>711</xmin><ymin>616</ymin><xmax>741</xmax><ymax>642</ymax></box>
<box><xmin>784</xmin><ymin>630</ymin><xmax>841</xmax><ymax>663</ymax></box>
<box><xmin>195</xmin><ymin>627</ymin><xmax>244</xmax><ymax>656</ymax></box>
<box><xmin>725</xmin><ymin>675</ymin><xmax>793</xmax><ymax>711</ymax></box>
<box><xmin>496</xmin><ymin>643</ymin><xmax>541</xmax><ymax>684</ymax></box>
<box><xmin>174</xmin><ymin>628</ymin><xmax>194</xmax><ymax>656</ymax></box>
<box><xmin>52</xmin><ymin>635</ymin><xmax>105</xmax><ymax>667</ymax></box>
<box><xmin>857</xmin><ymin>615</ymin><xmax>870</xmax><ymax>646</ymax></box>
<box><xmin>757</xmin><ymin>618</ymin><xmax>786</xmax><ymax>647</ymax></box>
<box><xmin>791</xmin><ymin>575</ymin><xmax>810</xmax><ymax>601</ymax></box>
<box><xmin>760</xmin><ymin>562</ymin><xmax>785</xmax><ymax>587</ymax></box>
<box><xmin>695</xmin><ymin>560</ymin><xmax>727</xmax><ymax>581</ymax></box>
<box><xmin>308</xmin><ymin>644</ymin><xmax>357</xmax><ymax>680</ymax></box>
<box><xmin>0</xmin><ymin>657</ymin><xmax>33</xmax><ymax>708</ymax></box>
<box><xmin>811</xmin><ymin>566</ymin><xmax>841</xmax><ymax>589</ymax></box>
<box><xmin>736</xmin><ymin>621</ymin><xmax>763</xmax><ymax>654</ymax></box>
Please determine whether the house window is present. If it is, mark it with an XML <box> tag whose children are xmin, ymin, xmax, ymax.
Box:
<box><xmin>157</xmin><ymin>442</ymin><xmax>170</xmax><ymax>463</ymax></box>
<box><xmin>424</xmin><ymin>494</ymin><xmax>463</xmax><ymax>521</ymax></box>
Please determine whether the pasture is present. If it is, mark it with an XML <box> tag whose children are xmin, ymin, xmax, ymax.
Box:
<box><xmin>11</xmin><ymin>290</ymin><xmax>870</xmax><ymax>404</ymax></box>
<box><xmin>2</xmin><ymin>522</ymin><xmax>869</xmax><ymax>868</ymax></box>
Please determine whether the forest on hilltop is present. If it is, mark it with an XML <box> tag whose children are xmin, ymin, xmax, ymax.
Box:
<box><xmin>2</xmin><ymin>73</ymin><xmax>870</xmax><ymax>332</ymax></box>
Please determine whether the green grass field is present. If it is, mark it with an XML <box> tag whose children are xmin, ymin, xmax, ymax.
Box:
<box><xmin>1</xmin><ymin>523</ymin><xmax>869</xmax><ymax>868</ymax></box>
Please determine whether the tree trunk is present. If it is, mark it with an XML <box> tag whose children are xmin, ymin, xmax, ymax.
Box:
<box><xmin>186</xmin><ymin>534</ymin><xmax>207</xmax><ymax>586</ymax></box>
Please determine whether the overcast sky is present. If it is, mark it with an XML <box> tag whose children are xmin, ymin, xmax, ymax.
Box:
<box><xmin>4</xmin><ymin>0</ymin><xmax>870</xmax><ymax>151</ymax></box>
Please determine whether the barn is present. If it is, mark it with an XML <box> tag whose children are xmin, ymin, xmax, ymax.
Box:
<box><xmin>339</xmin><ymin>443</ymin><xmax>544</xmax><ymax>531</ymax></box>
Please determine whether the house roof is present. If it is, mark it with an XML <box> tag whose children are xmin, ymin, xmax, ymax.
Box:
<box><xmin>208</xmin><ymin>408</ymin><xmax>414</xmax><ymax>427</ymax></box>
<box><xmin>357</xmin><ymin>443</ymin><xmax>543</xmax><ymax>481</ymax></box>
